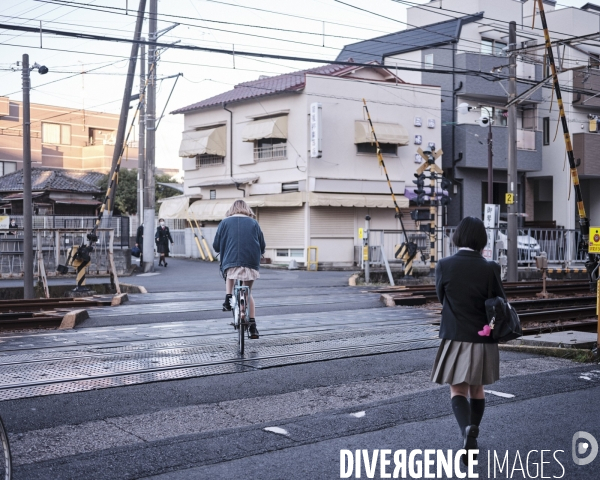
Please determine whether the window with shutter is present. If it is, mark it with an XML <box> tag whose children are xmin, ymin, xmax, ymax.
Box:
<box><xmin>256</xmin><ymin>207</ymin><xmax>304</xmax><ymax>248</ymax></box>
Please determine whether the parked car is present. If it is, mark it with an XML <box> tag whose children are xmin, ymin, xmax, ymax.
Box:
<box><xmin>496</xmin><ymin>222</ymin><xmax>541</xmax><ymax>263</ymax></box>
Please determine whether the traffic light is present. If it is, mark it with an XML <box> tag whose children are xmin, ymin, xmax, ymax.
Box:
<box><xmin>412</xmin><ymin>173</ymin><xmax>426</xmax><ymax>194</ymax></box>
<box><xmin>410</xmin><ymin>209</ymin><xmax>431</xmax><ymax>221</ymax></box>
<box><xmin>413</xmin><ymin>173</ymin><xmax>427</xmax><ymax>205</ymax></box>
<box><xmin>439</xmin><ymin>176</ymin><xmax>452</xmax><ymax>205</ymax></box>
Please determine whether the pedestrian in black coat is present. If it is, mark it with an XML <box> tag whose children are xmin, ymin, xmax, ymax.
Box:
<box><xmin>135</xmin><ymin>224</ymin><xmax>144</xmax><ymax>263</ymax></box>
<box><xmin>155</xmin><ymin>218</ymin><xmax>173</xmax><ymax>267</ymax></box>
<box><xmin>430</xmin><ymin>216</ymin><xmax>506</xmax><ymax>466</ymax></box>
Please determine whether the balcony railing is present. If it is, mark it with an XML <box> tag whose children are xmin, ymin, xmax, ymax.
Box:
<box><xmin>254</xmin><ymin>144</ymin><xmax>287</xmax><ymax>162</ymax></box>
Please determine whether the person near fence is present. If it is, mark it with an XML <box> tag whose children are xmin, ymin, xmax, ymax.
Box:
<box><xmin>431</xmin><ymin>216</ymin><xmax>506</xmax><ymax>466</ymax></box>
<box><xmin>135</xmin><ymin>223</ymin><xmax>143</xmax><ymax>264</ymax></box>
<box><xmin>213</xmin><ymin>199</ymin><xmax>266</xmax><ymax>339</ymax></box>
<box><xmin>155</xmin><ymin>219</ymin><xmax>174</xmax><ymax>267</ymax></box>
<box><xmin>8</xmin><ymin>218</ymin><xmax>18</xmax><ymax>236</ymax></box>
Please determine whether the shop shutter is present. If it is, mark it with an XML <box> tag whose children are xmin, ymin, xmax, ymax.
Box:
<box><xmin>311</xmin><ymin>207</ymin><xmax>354</xmax><ymax>238</ymax></box>
<box><xmin>256</xmin><ymin>207</ymin><xmax>304</xmax><ymax>248</ymax></box>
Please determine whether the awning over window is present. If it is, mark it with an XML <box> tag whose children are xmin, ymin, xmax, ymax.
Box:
<box><xmin>242</xmin><ymin>116</ymin><xmax>288</xmax><ymax>142</ymax></box>
<box><xmin>308</xmin><ymin>192</ymin><xmax>409</xmax><ymax>208</ymax></box>
<box><xmin>354</xmin><ymin>121</ymin><xmax>409</xmax><ymax>145</ymax></box>
<box><xmin>245</xmin><ymin>192</ymin><xmax>304</xmax><ymax>208</ymax></box>
<box><xmin>185</xmin><ymin>192</ymin><xmax>305</xmax><ymax>222</ymax></box>
<box><xmin>188</xmin><ymin>200</ymin><xmax>232</xmax><ymax>222</ymax></box>
<box><xmin>158</xmin><ymin>195</ymin><xmax>194</xmax><ymax>219</ymax></box>
<box><xmin>178</xmin><ymin>125</ymin><xmax>226</xmax><ymax>157</ymax></box>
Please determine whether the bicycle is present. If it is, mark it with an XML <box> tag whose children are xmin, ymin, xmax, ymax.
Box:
<box><xmin>229</xmin><ymin>279</ymin><xmax>251</xmax><ymax>355</ymax></box>
<box><xmin>0</xmin><ymin>415</ymin><xmax>12</xmax><ymax>480</ymax></box>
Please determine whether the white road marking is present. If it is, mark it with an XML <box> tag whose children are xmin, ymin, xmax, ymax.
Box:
<box><xmin>350</xmin><ymin>411</ymin><xmax>366</xmax><ymax>418</ymax></box>
<box><xmin>136</xmin><ymin>273</ymin><xmax>161</xmax><ymax>277</ymax></box>
<box><xmin>579</xmin><ymin>376</ymin><xmax>592</xmax><ymax>381</ymax></box>
<box><xmin>485</xmin><ymin>390</ymin><xmax>515</xmax><ymax>398</ymax></box>
<box><xmin>264</xmin><ymin>427</ymin><xmax>289</xmax><ymax>436</ymax></box>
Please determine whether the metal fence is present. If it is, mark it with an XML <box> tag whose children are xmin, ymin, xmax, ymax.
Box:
<box><xmin>5</xmin><ymin>215</ymin><xmax>130</xmax><ymax>248</ymax></box>
<box><xmin>0</xmin><ymin>228</ymin><xmax>116</xmax><ymax>277</ymax></box>
<box><xmin>366</xmin><ymin>227</ymin><xmax>585</xmax><ymax>267</ymax></box>
<box><xmin>443</xmin><ymin>227</ymin><xmax>584</xmax><ymax>265</ymax></box>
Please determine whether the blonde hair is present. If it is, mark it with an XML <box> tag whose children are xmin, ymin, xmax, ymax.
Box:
<box><xmin>225</xmin><ymin>199</ymin><xmax>255</xmax><ymax>218</ymax></box>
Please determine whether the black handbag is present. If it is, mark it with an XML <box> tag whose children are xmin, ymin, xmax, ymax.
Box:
<box><xmin>485</xmin><ymin>268</ymin><xmax>522</xmax><ymax>343</ymax></box>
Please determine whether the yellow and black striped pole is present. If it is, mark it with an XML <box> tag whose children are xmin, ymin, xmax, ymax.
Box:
<box><xmin>362</xmin><ymin>99</ymin><xmax>419</xmax><ymax>274</ymax></box>
<box><xmin>536</xmin><ymin>0</ymin><xmax>594</xmax><ymax>279</ymax></box>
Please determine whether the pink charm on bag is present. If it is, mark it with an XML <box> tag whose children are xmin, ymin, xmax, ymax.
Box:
<box><xmin>478</xmin><ymin>324</ymin><xmax>492</xmax><ymax>337</ymax></box>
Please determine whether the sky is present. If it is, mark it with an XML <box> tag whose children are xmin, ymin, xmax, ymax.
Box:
<box><xmin>0</xmin><ymin>0</ymin><xmax>587</xmax><ymax>171</ymax></box>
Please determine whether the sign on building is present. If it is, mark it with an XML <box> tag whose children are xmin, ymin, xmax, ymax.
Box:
<box><xmin>310</xmin><ymin>102</ymin><xmax>322</xmax><ymax>158</ymax></box>
<box><xmin>482</xmin><ymin>204</ymin><xmax>500</xmax><ymax>260</ymax></box>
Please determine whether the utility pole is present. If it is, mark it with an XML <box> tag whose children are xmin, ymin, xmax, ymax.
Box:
<box><xmin>507</xmin><ymin>20</ymin><xmax>518</xmax><ymax>282</ymax></box>
<box><xmin>106</xmin><ymin>0</ymin><xmax>146</xmax><ymax>221</ymax></box>
<box><xmin>22</xmin><ymin>54</ymin><xmax>33</xmax><ymax>299</ymax></box>
<box><xmin>138</xmin><ymin>38</ymin><xmax>146</xmax><ymax>227</ymax></box>
<box><xmin>143</xmin><ymin>0</ymin><xmax>157</xmax><ymax>272</ymax></box>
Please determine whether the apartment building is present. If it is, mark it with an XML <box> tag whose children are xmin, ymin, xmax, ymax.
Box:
<box><xmin>0</xmin><ymin>96</ymin><xmax>138</xmax><ymax>175</ymax></box>
<box><xmin>166</xmin><ymin>64</ymin><xmax>441</xmax><ymax>265</ymax></box>
<box><xmin>337</xmin><ymin>0</ymin><xmax>600</xmax><ymax>231</ymax></box>
<box><xmin>338</xmin><ymin>0</ymin><xmax>551</xmax><ymax>227</ymax></box>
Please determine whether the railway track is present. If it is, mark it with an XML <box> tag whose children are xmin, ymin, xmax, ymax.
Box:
<box><xmin>0</xmin><ymin>296</ymin><xmax>117</xmax><ymax>329</ymax></box>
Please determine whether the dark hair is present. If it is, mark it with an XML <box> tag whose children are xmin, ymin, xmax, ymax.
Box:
<box><xmin>452</xmin><ymin>216</ymin><xmax>488</xmax><ymax>252</ymax></box>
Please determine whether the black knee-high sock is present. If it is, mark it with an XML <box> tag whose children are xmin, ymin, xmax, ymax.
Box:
<box><xmin>470</xmin><ymin>398</ymin><xmax>485</xmax><ymax>427</ymax></box>
<box><xmin>451</xmin><ymin>395</ymin><xmax>471</xmax><ymax>436</ymax></box>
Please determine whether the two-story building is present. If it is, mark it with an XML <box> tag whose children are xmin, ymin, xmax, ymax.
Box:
<box><xmin>0</xmin><ymin>96</ymin><xmax>138</xmax><ymax>174</ymax></box>
<box><xmin>166</xmin><ymin>64</ymin><xmax>441</xmax><ymax>265</ymax></box>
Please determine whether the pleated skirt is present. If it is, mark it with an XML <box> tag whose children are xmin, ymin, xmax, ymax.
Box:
<box><xmin>430</xmin><ymin>339</ymin><xmax>500</xmax><ymax>386</ymax></box>
<box><xmin>226</xmin><ymin>267</ymin><xmax>260</xmax><ymax>281</ymax></box>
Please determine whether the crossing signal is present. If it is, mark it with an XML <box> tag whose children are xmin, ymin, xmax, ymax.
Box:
<box><xmin>410</xmin><ymin>209</ymin><xmax>431</xmax><ymax>221</ymax></box>
<box><xmin>439</xmin><ymin>176</ymin><xmax>453</xmax><ymax>205</ymax></box>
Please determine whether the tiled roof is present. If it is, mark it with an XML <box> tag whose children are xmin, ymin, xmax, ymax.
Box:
<box><xmin>171</xmin><ymin>64</ymin><xmax>353</xmax><ymax>114</ymax></box>
<box><xmin>0</xmin><ymin>168</ymin><xmax>103</xmax><ymax>193</ymax></box>
<box><xmin>336</xmin><ymin>13</ymin><xmax>484</xmax><ymax>64</ymax></box>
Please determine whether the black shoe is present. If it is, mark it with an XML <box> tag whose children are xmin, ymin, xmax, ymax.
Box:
<box><xmin>222</xmin><ymin>294</ymin><xmax>232</xmax><ymax>311</ymax></box>
<box><xmin>248</xmin><ymin>320</ymin><xmax>259</xmax><ymax>339</ymax></box>
<box><xmin>164</xmin><ymin>262</ymin><xmax>168</xmax><ymax>267</ymax></box>
<box><xmin>461</xmin><ymin>425</ymin><xmax>479</xmax><ymax>466</ymax></box>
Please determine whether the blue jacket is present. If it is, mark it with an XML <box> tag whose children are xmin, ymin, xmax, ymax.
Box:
<box><xmin>213</xmin><ymin>215</ymin><xmax>266</xmax><ymax>272</ymax></box>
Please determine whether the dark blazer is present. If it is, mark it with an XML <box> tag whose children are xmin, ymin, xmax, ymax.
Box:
<box><xmin>136</xmin><ymin>225</ymin><xmax>143</xmax><ymax>245</ymax></box>
<box><xmin>155</xmin><ymin>226</ymin><xmax>173</xmax><ymax>254</ymax></box>
<box><xmin>213</xmin><ymin>215</ymin><xmax>266</xmax><ymax>272</ymax></box>
<box><xmin>436</xmin><ymin>250</ymin><xmax>506</xmax><ymax>343</ymax></box>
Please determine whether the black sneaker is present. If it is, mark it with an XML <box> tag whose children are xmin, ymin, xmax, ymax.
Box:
<box><xmin>248</xmin><ymin>320</ymin><xmax>259</xmax><ymax>339</ymax></box>
<box><xmin>222</xmin><ymin>294</ymin><xmax>232</xmax><ymax>311</ymax></box>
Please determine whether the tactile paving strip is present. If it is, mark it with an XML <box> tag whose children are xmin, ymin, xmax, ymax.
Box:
<box><xmin>0</xmin><ymin>327</ymin><xmax>440</xmax><ymax>401</ymax></box>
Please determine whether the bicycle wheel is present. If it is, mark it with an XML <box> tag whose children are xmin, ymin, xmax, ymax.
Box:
<box><xmin>237</xmin><ymin>288</ymin><xmax>245</xmax><ymax>355</ymax></box>
<box><xmin>0</xmin><ymin>415</ymin><xmax>12</xmax><ymax>480</ymax></box>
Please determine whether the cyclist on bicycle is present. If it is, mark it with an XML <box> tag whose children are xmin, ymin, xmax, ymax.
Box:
<box><xmin>213</xmin><ymin>199</ymin><xmax>266</xmax><ymax>339</ymax></box>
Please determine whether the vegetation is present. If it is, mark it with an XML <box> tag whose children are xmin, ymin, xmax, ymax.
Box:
<box><xmin>97</xmin><ymin>169</ymin><xmax>181</xmax><ymax>215</ymax></box>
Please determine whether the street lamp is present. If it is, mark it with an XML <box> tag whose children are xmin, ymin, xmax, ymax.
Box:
<box><xmin>457</xmin><ymin>102</ymin><xmax>494</xmax><ymax>205</ymax></box>
<box><xmin>22</xmin><ymin>54</ymin><xmax>49</xmax><ymax>299</ymax></box>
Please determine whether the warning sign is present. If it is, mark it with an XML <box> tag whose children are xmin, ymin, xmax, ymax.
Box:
<box><xmin>505</xmin><ymin>193</ymin><xmax>514</xmax><ymax>205</ymax></box>
<box><xmin>589</xmin><ymin>227</ymin><xmax>600</xmax><ymax>253</ymax></box>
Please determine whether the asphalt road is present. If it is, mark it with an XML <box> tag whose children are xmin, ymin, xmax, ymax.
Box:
<box><xmin>0</xmin><ymin>258</ymin><xmax>598</xmax><ymax>479</ymax></box>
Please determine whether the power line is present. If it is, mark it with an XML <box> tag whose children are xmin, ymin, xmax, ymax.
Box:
<box><xmin>0</xmin><ymin>22</ymin><xmax>504</xmax><ymax>80</ymax></box>
<box><xmin>28</xmin><ymin>0</ymin><xmax>491</xmax><ymax>60</ymax></box>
